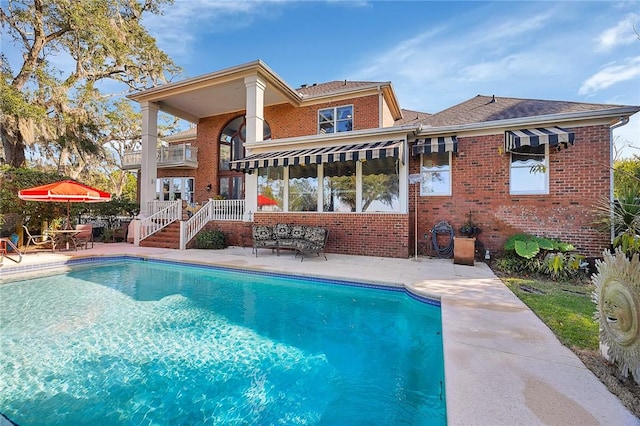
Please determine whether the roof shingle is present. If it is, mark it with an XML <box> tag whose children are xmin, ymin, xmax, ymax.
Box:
<box><xmin>419</xmin><ymin>95</ymin><xmax>632</xmax><ymax>127</ymax></box>
<box><xmin>296</xmin><ymin>80</ymin><xmax>386</xmax><ymax>97</ymax></box>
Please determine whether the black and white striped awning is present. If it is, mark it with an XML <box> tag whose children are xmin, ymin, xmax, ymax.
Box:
<box><xmin>230</xmin><ymin>140</ymin><xmax>403</xmax><ymax>170</ymax></box>
<box><xmin>411</xmin><ymin>136</ymin><xmax>458</xmax><ymax>155</ymax></box>
<box><xmin>505</xmin><ymin>127</ymin><xmax>575</xmax><ymax>152</ymax></box>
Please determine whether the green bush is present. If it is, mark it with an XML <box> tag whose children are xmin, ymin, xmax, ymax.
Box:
<box><xmin>497</xmin><ymin>233</ymin><xmax>584</xmax><ymax>280</ymax></box>
<box><xmin>195</xmin><ymin>229</ymin><xmax>226</xmax><ymax>249</ymax></box>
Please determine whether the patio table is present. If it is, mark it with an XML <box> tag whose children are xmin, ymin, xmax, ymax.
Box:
<box><xmin>49</xmin><ymin>229</ymin><xmax>81</xmax><ymax>252</ymax></box>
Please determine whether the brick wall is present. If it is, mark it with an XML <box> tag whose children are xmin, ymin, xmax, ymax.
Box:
<box><xmin>184</xmin><ymin>96</ymin><xmax>381</xmax><ymax>203</ymax></box>
<box><xmin>191</xmin><ymin>221</ymin><xmax>253</xmax><ymax>249</ymax></box>
<box><xmin>240</xmin><ymin>213</ymin><xmax>410</xmax><ymax>258</ymax></box>
<box><xmin>408</xmin><ymin>124</ymin><xmax>611</xmax><ymax>258</ymax></box>
<box><xmin>175</xmin><ymin>99</ymin><xmax>612</xmax><ymax>259</ymax></box>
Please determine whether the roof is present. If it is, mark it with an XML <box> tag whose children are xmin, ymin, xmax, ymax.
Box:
<box><xmin>164</xmin><ymin>127</ymin><xmax>196</xmax><ymax>143</ymax></box>
<box><xmin>395</xmin><ymin>109</ymin><xmax>432</xmax><ymax>126</ymax></box>
<box><xmin>296</xmin><ymin>81</ymin><xmax>387</xmax><ymax>97</ymax></box>
<box><xmin>295</xmin><ymin>80</ymin><xmax>403</xmax><ymax>121</ymax></box>
<box><xmin>419</xmin><ymin>95</ymin><xmax>635</xmax><ymax>127</ymax></box>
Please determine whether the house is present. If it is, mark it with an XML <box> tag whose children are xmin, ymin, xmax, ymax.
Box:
<box><xmin>127</xmin><ymin>60</ymin><xmax>640</xmax><ymax>258</ymax></box>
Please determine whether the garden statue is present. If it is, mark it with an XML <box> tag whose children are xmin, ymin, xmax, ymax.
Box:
<box><xmin>592</xmin><ymin>249</ymin><xmax>640</xmax><ymax>384</ymax></box>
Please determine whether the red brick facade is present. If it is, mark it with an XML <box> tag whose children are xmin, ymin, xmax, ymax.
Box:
<box><xmin>162</xmin><ymin>93</ymin><xmax>613</xmax><ymax>259</ymax></box>
<box><xmin>408</xmin><ymin>124</ymin><xmax>611</xmax><ymax>258</ymax></box>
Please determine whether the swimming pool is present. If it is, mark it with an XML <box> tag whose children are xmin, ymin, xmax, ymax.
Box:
<box><xmin>0</xmin><ymin>258</ymin><xmax>445</xmax><ymax>425</ymax></box>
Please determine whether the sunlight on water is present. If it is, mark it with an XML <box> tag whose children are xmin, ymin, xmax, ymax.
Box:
<box><xmin>0</xmin><ymin>261</ymin><xmax>445</xmax><ymax>425</ymax></box>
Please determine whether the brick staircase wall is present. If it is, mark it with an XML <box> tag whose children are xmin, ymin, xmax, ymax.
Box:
<box><xmin>139</xmin><ymin>221</ymin><xmax>181</xmax><ymax>249</ymax></box>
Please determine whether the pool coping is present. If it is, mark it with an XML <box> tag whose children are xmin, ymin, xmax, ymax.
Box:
<box><xmin>1</xmin><ymin>244</ymin><xmax>637</xmax><ymax>425</ymax></box>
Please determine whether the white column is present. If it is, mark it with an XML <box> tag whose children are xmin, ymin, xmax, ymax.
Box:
<box><xmin>244</xmin><ymin>75</ymin><xmax>266</xmax><ymax>144</ymax></box>
<box><xmin>140</xmin><ymin>101</ymin><xmax>159</xmax><ymax>217</ymax></box>
<box><xmin>243</xmin><ymin>75</ymin><xmax>266</xmax><ymax>220</ymax></box>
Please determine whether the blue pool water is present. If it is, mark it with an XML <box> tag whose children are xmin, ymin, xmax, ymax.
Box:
<box><xmin>0</xmin><ymin>259</ymin><xmax>445</xmax><ymax>425</ymax></box>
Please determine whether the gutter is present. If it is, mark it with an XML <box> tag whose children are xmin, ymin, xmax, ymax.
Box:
<box><xmin>244</xmin><ymin>124</ymin><xmax>421</xmax><ymax>150</ymax></box>
<box><xmin>416</xmin><ymin>106</ymin><xmax>640</xmax><ymax>136</ymax></box>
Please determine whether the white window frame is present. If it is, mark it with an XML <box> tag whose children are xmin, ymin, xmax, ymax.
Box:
<box><xmin>257</xmin><ymin>159</ymin><xmax>403</xmax><ymax>213</ymax></box>
<box><xmin>510</xmin><ymin>145</ymin><xmax>549</xmax><ymax>195</ymax></box>
<box><xmin>318</xmin><ymin>105</ymin><xmax>353</xmax><ymax>134</ymax></box>
<box><xmin>420</xmin><ymin>152</ymin><xmax>452</xmax><ymax>196</ymax></box>
<box><xmin>156</xmin><ymin>177</ymin><xmax>194</xmax><ymax>203</ymax></box>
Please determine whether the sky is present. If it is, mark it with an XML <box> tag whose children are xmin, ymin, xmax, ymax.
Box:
<box><xmin>136</xmin><ymin>0</ymin><xmax>640</xmax><ymax>158</ymax></box>
<box><xmin>2</xmin><ymin>0</ymin><xmax>638</xmax><ymax>158</ymax></box>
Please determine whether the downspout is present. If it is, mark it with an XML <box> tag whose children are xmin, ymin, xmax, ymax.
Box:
<box><xmin>609</xmin><ymin>116</ymin><xmax>630</xmax><ymax>244</ymax></box>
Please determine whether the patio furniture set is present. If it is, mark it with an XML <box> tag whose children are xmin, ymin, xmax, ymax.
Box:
<box><xmin>23</xmin><ymin>224</ymin><xmax>94</xmax><ymax>252</ymax></box>
<box><xmin>252</xmin><ymin>223</ymin><xmax>329</xmax><ymax>262</ymax></box>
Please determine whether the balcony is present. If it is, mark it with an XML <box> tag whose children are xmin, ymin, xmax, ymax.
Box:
<box><xmin>122</xmin><ymin>144</ymin><xmax>198</xmax><ymax>170</ymax></box>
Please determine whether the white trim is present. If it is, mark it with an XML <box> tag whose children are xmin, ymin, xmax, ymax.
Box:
<box><xmin>509</xmin><ymin>145</ymin><xmax>549</xmax><ymax>195</ymax></box>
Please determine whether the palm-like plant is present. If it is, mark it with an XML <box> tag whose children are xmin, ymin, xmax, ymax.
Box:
<box><xmin>594</xmin><ymin>181</ymin><xmax>640</xmax><ymax>256</ymax></box>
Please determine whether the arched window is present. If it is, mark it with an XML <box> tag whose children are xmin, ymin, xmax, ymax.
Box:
<box><xmin>219</xmin><ymin>116</ymin><xmax>271</xmax><ymax>199</ymax></box>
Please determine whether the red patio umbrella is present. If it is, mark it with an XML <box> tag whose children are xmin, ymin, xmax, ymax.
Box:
<box><xmin>257</xmin><ymin>194</ymin><xmax>278</xmax><ymax>207</ymax></box>
<box><xmin>18</xmin><ymin>180</ymin><xmax>112</xmax><ymax>229</ymax></box>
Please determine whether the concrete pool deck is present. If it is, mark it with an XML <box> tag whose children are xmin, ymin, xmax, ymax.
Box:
<box><xmin>1</xmin><ymin>243</ymin><xmax>638</xmax><ymax>425</ymax></box>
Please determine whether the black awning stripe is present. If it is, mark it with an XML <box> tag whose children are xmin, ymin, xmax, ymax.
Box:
<box><xmin>230</xmin><ymin>140</ymin><xmax>404</xmax><ymax>170</ymax></box>
<box><xmin>505</xmin><ymin>127</ymin><xmax>575</xmax><ymax>151</ymax></box>
<box><xmin>411</xmin><ymin>136</ymin><xmax>458</xmax><ymax>156</ymax></box>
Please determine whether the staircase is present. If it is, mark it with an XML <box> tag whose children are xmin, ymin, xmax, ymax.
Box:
<box><xmin>139</xmin><ymin>221</ymin><xmax>181</xmax><ymax>249</ymax></box>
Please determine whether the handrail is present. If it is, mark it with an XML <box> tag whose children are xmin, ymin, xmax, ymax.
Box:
<box><xmin>0</xmin><ymin>237</ymin><xmax>23</xmax><ymax>265</ymax></box>
<box><xmin>147</xmin><ymin>200</ymin><xmax>176</xmax><ymax>214</ymax></box>
<box><xmin>180</xmin><ymin>199</ymin><xmax>245</xmax><ymax>249</ymax></box>
<box><xmin>135</xmin><ymin>200</ymin><xmax>181</xmax><ymax>245</ymax></box>
<box><xmin>181</xmin><ymin>200</ymin><xmax>213</xmax><ymax>250</ymax></box>
<box><xmin>123</xmin><ymin>144</ymin><xmax>198</xmax><ymax>169</ymax></box>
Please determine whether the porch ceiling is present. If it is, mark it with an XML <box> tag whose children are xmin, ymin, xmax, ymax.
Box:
<box><xmin>155</xmin><ymin>79</ymin><xmax>293</xmax><ymax>122</ymax></box>
<box><xmin>128</xmin><ymin>60</ymin><xmax>303</xmax><ymax>123</ymax></box>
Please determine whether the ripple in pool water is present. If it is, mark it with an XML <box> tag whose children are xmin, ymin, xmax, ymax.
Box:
<box><xmin>0</xmin><ymin>260</ymin><xmax>445</xmax><ymax>425</ymax></box>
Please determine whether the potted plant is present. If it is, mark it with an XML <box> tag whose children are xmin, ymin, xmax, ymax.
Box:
<box><xmin>459</xmin><ymin>211</ymin><xmax>481</xmax><ymax>236</ymax></box>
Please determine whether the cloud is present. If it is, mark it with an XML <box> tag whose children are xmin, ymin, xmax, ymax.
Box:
<box><xmin>595</xmin><ymin>13</ymin><xmax>639</xmax><ymax>52</ymax></box>
<box><xmin>143</xmin><ymin>0</ymin><xmax>283</xmax><ymax>61</ymax></box>
<box><xmin>351</xmin><ymin>4</ymin><xmax>573</xmax><ymax>111</ymax></box>
<box><xmin>579</xmin><ymin>56</ymin><xmax>640</xmax><ymax>95</ymax></box>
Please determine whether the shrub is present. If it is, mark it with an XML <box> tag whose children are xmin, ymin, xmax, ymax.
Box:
<box><xmin>195</xmin><ymin>229</ymin><xmax>226</xmax><ymax>249</ymax></box>
<box><xmin>497</xmin><ymin>233</ymin><xmax>585</xmax><ymax>280</ymax></box>
<box><xmin>593</xmin><ymin>180</ymin><xmax>640</xmax><ymax>258</ymax></box>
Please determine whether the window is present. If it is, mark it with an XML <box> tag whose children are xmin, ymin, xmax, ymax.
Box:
<box><xmin>362</xmin><ymin>157</ymin><xmax>399</xmax><ymax>212</ymax></box>
<box><xmin>318</xmin><ymin>105</ymin><xmax>353</xmax><ymax>134</ymax></box>
<box><xmin>289</xmin><ymin>164</ymin><xmax>318</xmax><ymax>211</ymax></box>
<box><xmin>219</xmin><ymin>116</ymin><xmax>271</xmax><ymax>199</ymax></box>
<box><xmin>510</xmin><ymin>145</ymin><xmax>548</xmax><ymax>195</ymax></box>
<box><xmin>421</xmin><ymin>153</ymin><xmax>451</xmax><ymax>196</ymax></box>
<box><xmin>219</xmin><ymin>176</ymin><xmax>244</xmax><ymax>200</ymax></box>
<box><xmin>323</xmin><ymin>161</ymin><xmax>356</xmax><ymax>212</ymax></box>
<box><xmin>156</xmin><ymin>177</ymin><xmax>194</xmax><ymax>203</ymax></box>
<box><xmin>257</xmin><ymin>167</ymin><xmax>284</xmax><ymax>211</ymax></box>
<box><xmin>257</xmin><ymin>158</ymin><xmax>402</xmax><ymax>213</ymax></box>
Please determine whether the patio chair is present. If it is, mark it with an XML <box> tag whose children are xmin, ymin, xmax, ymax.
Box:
<box><xmin>112</xmin><ymin>221</ymin><xmax>129</xmax><ymax>242</ymax></box>
<box><xmin>22</xmin><ymin>225</ymin><xmax>53</xmax><ymax>251</ymax></box>
<box><xmin>75</xmin><ymin>224</ymin><xmax>94</xmax><ymax>249</ymax></box>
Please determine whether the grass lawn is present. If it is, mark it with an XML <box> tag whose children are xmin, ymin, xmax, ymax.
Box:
<box><xmin>502</xmin><ymin>277</ymin><xmax>598</xmax><ymax>350</ymax></box>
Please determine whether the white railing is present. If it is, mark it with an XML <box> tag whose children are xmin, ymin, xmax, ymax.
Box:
<box><xmin>159</xmin><ymin>145</ymin><xmax>198</xmax><ymax>165</ymax></box>
<box><xmin>209</xmin><ymin>199</ymin><xmax>245</xmax><ymax>221</ymax></box>
<box><xmin>180</xmin><ymin>199</ymin><xmax>245</xmax><ymax>249</ymax></box>
<box><xmin>134</xmin><ymin>200</ymin><xmax>181</xmax><ymax>246</ymax></box>
<box><xmin>148</xmin><ymin>200</ymin><xmax>176</xmax><ymax>214</ymax></box>
<box><xmin>123</xmin><ymin>144</ymin><xmax>198</xmax><ymax>169</ymax></box>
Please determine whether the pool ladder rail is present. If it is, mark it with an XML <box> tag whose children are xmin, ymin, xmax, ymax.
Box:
<box><xmin>0</xmin><ymin>237</ymin><xmax>23</xmax><ymax>266</ymax></box>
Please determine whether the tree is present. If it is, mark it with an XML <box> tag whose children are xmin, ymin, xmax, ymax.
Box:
<box><xmin>614</xmin><ymin>156</ymin><xmax>640</xmax><ymax>197</ymax></box>
<box><xmin>0</xmin><ymin>0</ymin><xmax>181</xmax><ymax>167</ymax></box>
